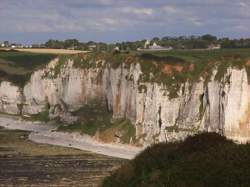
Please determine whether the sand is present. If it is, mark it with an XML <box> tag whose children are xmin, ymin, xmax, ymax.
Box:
<box><xmin>0</xmin><ymin>114</ymin><xmax>142</xmax><ymax>159</ymax></box>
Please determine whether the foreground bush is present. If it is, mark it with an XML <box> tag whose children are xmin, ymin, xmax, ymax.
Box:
<box><xmin>102</xmin><ymin>133</ymin><xmax>250</xmax><ymax>187</ymax></box>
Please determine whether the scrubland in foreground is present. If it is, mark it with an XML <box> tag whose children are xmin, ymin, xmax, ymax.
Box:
<box><xmin>102</xmin><ymin>133</ymin><xmax>250</xmax><ymax>187</ymax></box>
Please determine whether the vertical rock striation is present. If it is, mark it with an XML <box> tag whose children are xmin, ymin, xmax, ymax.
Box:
<box><xmin>0</xmin><ymin>58</ymin><xmax>249</xmax><ymax>145</ymax></box>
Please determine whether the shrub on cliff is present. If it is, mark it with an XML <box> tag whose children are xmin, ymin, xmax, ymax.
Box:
<box><xmin>102</xmin><ymin>133</ymin><xmax>250</xmax><ymax>187</ymax></box>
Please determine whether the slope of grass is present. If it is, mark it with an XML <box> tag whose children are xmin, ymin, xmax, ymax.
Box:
<box><xmin>0</xmin><ymin>51</ymin><xmax>56</xmax><ymax>69</ymax></box>
<box><xmin>0</xmin><ymin>51</ymin><xmax>56</xmax><ymax>87</ymax></box>
<box><xmin>102</xmin><ymin>133</ymin><xmax>250</xmax><ymax>187</ymax></box>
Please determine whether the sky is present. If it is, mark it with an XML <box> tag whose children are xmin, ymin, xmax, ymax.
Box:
<box><xmin>0</xmin><ymin>0</ymin><xmax>250</xmax><ymax>44</ymax></box>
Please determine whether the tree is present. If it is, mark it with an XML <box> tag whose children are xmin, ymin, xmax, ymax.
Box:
<box><xmin>45</xmin><ymin>40</ymin><xmax>64</xmax><ymax>49</ymax></box>
<box><xmin>64</xmin><ymin>39</ymin><xmax>79</xmax><ymax>49</ymax></box>
<box><xmin>201</xmin><ymin>34</ymin><xmax>217</xmax><ymax>42</ymax></box>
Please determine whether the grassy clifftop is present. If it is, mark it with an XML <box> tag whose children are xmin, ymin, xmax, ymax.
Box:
<box><xmin>1</xmin><ymin>49</ymin><xmax>250</xmax><ymax>90</ymax></box>
<box><xmin>102</xmin><ymin>133</ymin><xmax>250</xmax><ymax>187</ymax></box>
<box><xmin>0</xmin><ymin>51</ymin><xmax>56</xmax><ymax>87</ymax></box>
<box><xmin>57</xmin><ymin>49</ymin><xmax>250</xmax><ymax>75</ymax></box>
<box><xmin>55</xmin><ymin>49</ymin><xmax>250</xmax><ymax>97</ymax></box>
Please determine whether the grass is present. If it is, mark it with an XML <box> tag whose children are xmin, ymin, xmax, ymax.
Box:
<box><xmin>53</xmin><ymin>49</ymin><xmax>250</xmax><ymax>98</ymax></box>
<box><xmin>57</xmin><ymin>103</ymin><xmax>136</xmax><ymax>144</ymax></box>
<box><xmin>61</xmin><ymin>103</ymin><xmax>112</xmax><ymax>135</ymax></box>
<box><xmin>136</xmin><ymin>49</ymin><xmax>250</xmax><ymax>97</ymax></box>
<box><xmin>0</xmin><ymin>51</ymin><xmax>56</xmax><ymax>69</ymax></box>
<box><xmin>0</xmin><ymin>51</ymin><xmax>56</xmax><ymax>87</ymax></box>
<box><xmin>16</xmin><ymin>48</ymin><xmax>88</xmax><ymax>54</ymax></box>
<box><xmin>109</xmin><ymin>49</ymin><xmax>250</xmax><ymax>98</ymax></box>
<box><xmin>29</xmin><ymin>110</ymin><xmax>50</xmax><ymax>122</ymax></box>
<box><xmin>102</xmin><ymin>132</ymin><xmax>250</xmax><ymax>187</ymax></box>
<box><xmin>119</xmin><ymin>119</ymin><xmax>136</xmax><ymax>143</ymax></box>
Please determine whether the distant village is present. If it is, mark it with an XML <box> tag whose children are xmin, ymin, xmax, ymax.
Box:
<box><xmin>0</xmin><ymin>36</ymin><xmax>227</xmax><ymax>53</ymax></box>
<box><xmin>0</xmin><ymin>41</ymin><xmax>45</xmax><ymax>49</ymax></box>
<box><xmin>137</xmin><ymin>40</ymin><xmax>221</xmax><ymax>51</ymax></box>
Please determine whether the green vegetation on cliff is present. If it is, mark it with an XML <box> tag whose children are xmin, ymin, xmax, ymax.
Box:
<box><xmin>2</xmin><ymin>49</ymin><xmax>250</xmax><ymax>97</ymax></box>
<box><xmin>29</xmin><ymin>110</ymin><xmax>50</xmax><ymax>122</ymax></box>
<box><xmin>136</xmin><ymin>49</ymin><xmax>250</xmax><ymax>97</ymax></box>
<box><xmin>51</xmin><ymin>49</ymin><xmax>250</xmax><ymax>98</ymax></box>
<box><xmin>58</xmin><ymin>103</ymin><xmax>136</xmax><ymax>144</ymax></box>
<box><xmin>102</xmin><ymin>133</ymin><xmax>250</xmax><ymax>187</ymax></box>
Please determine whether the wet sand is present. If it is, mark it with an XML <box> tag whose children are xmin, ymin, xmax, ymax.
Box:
<box><xmin>0</xmin><ymin>127</ymin><xmax>125</xmax><ymax>187</ymax></box>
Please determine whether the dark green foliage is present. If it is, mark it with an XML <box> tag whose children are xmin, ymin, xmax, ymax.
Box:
<box><xmin>220</xmin><ymin>38</ymin><xmax>250</xmax><ymax>48</ymax></box>
<box><xmin>0</xmin><ymin>69</ymin><xmax>30</xmax><ymax>87</ymax></box>
<box><xmin>102</xmin><ymin>133</ymin><xmax>250</xmax><ymax>187</ymax></box>
<box><xmin>30</xmin><ymin>110</ymin><xmax>50</xmax><ymax>122</ymax></box>
<box><xmin>201</xmin><ymin>34</ymin><xmax>217</xmax><ymax>42</ymax></box>
<box><xmin>139</xmin><ymin>53</ymin><xmax>185</xmax><ymax>63</ymax></box>
<box><xmin>45</xmin><ymin>40</ymin><xmax>65</xmax><ymax>49</ymax></box>
<box><xmin>42</xmin><ymin>35</ymin><xmax>250</xmax><ymax>52</ymax></box>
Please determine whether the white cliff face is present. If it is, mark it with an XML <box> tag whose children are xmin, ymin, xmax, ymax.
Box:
<box><xmin>0</xmin><ymin>81</ymin><xmax>22</xmax><ymax>114</ymax></box>
<box><xmin>223</xmin><ymin>68</ymin><xmax>250</xmax><ymax>142</ymax></box>
<box><xmin>23</xmin><ymin>59</ymin><xmax>107</xmax><ymax>114</ymax></box>
<box><xmin>1</xmin><ymin>58</ymin><xmax>250</xmax><ymax>145</ymax></box>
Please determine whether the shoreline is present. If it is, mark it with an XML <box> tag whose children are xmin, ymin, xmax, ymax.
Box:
<box><xmin>0</xmin><ymin>114</ymin><xmax>142</xmax><ymax>159</ymax></box>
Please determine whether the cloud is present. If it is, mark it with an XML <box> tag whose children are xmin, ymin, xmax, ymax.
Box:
<box><xmin>0</xmin><ymin>0</ymin><xmax>249</xmax><ymax>43</ymax></box>
<box><xmin>121</xmin><ymin>7</ymin><xmax>153</xmax><ymax>16</ymax></box>
<box><xmin>162</xmin><ymin>6</ymin><xmax>178</xmax><ymax>14</ymax></box>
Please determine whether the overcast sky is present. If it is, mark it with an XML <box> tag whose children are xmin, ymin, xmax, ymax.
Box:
<box><xmin>0</xmin><ymin>0</ymin><xmax>250</xmax><ymax>44</ymax></box>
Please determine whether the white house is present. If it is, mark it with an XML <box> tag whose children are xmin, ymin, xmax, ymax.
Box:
<box><xmin>148</xmin><ymin>42</ymin><xmax>173</xmax><ymax>51</ymax></box>
<box><xmin>138</xmin><ymin>40</ymin><xmax>173</xmax><ymax>51</ymax></box>
<box><xmin>11</xmin><ymin>44</ymin><xmax>16</xmax><ymax>49</ymax></box>
<box><xmin>208</xmin><ymin>44</ymin><xmax>221</xmax><ymax>50</ymax></box>
<box><xmin>114</xmin><ymin>46</ymin><xmax>120</xmax><ymax>51</ymax></box>
<box><xmin>149</xmin><ymin>42</ymin><xmax>163</xmax><ymax>50</ymax></box>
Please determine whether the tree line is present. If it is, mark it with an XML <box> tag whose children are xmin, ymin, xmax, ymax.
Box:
<box><xmin>44</xmin><ymin>34</ymin><xmax>250</xmax><ymax>51</ymax></box>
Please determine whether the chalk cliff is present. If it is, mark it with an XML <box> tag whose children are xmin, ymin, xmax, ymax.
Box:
<box><xmin>0</xmin><ymin>56</ymin><xmax>249</xmax><ymax>145</ymax></box>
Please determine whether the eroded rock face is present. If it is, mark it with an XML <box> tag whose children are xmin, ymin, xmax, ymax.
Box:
<box><xmin>0</xmin><ymin>81</ymin><xmax>23</xmax><ymax>114</ymax></box>
<box><xmin>1</xmin><ymin>58</ymin><xmax>250</xmax><ymax>145</ymax></box>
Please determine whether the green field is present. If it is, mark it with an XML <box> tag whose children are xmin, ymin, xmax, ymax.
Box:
<box><xmin>0</xmin><ymin>51</ymin><xmax>56</xmax><ymax>87</ymax></box>
<box><xmin>137</xmin><ymin>48</ymin><xmax>250</xmax><ymax>62</ymax></box>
